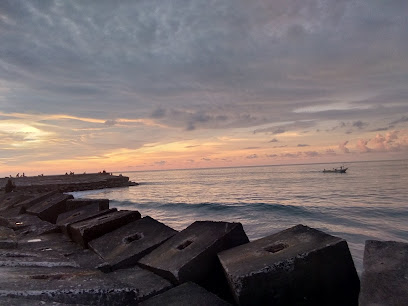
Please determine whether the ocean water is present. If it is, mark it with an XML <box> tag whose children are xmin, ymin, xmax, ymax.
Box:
<box><xmin>71</xmin><ymin>159</ymin><xmax>408</xmax><ymax>273</ymax></box>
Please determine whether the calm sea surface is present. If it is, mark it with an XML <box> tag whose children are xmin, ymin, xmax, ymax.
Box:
<box><xmin>71</xmin><ymin>159</ymin><xmax>408</xmax><ymax>273</ymax></box>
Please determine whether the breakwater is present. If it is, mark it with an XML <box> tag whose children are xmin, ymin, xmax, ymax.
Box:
<box><xmin>0</xmin><ymin>173</ymin><xmax>138</xmax><ymax>193</ymax></box>
<box><xmin>0</xmin><ymin>175</ymin><xmax>406</xmax><ymax>305</ymax></box>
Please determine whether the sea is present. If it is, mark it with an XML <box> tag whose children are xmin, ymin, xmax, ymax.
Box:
<box><xmin>70</xmin><ymin>159</ymin><xmax>408</xmax><ymax>274</ymax></box>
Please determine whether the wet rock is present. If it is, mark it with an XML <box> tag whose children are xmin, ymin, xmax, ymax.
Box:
<box><xmin>56</xmin><ymin>204</ymin><xmax>116</xmax><ymax>237</ymax></box>
<box><xmin>89</xmin><ymin>216</ymin><xmax>177</xmax><ymax>271</ymax></box>
<box><xmin>69</xmin><ymin>210</ymin><xmax>141</xmax><ymax>248</ymax></box>
<box><xmin>218</xmin><ymin>224</ymin><xmax>360</xmax><ymax>306</ymax></box>
<box><xmin>0</xmin><ymin>266</ymin><xmax>139</xmax><ymax>305</ymax></box>
<box><xmin>138</xmin><ymin>221</ymin><xmax>249</xmax><ymax>286</ymax></box>
<box><xmin>0</xmin><ymin>226</ymin><xmax>17</xmax><ymax>249</ymax></box>
<box><xmin>140</xmin><ymin>282</ymin><xmax>231</xmax><ymax>306</ymax></box>
<box><xmin>8</xmin><ymin>214</ymin><xmax>59</xmax><ymax>238</ymax></box>
<box><xmin>359</xmin><ymin>240</ymin><xmax>408</xmax><ymax>305</ymax></box>
<box><xmin>26</xmin><ymin>193</ymin><xmax>74</xmax><ymax>223</ymax></box>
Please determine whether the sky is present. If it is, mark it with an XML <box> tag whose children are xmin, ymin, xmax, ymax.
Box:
<box><xmin>0</xmin><ymin>0</ymin><xmax>407</xmax><ymax>176</ymax></box>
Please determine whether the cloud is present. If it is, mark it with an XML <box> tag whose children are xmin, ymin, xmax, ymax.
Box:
<box><xmin>154</xmin><ymin>160</ymin><xmax>166</xmax><ymax>166</ymax></box>
<box><xmin>297</xmin><ymin>144</ymin><xmax>309</xmax><ymax>147</ymax></box>
<box><xmin>339</xmin><ymin>141</ymin><xmax>350</xmax><ymax>153</ymax></box>
<box><xmin>269</xmin><ymin>138</ymin><xmax>278</xmax><ymax>143</ymax></box>
<box><xmin>104</xmin><ymin>119</ymin><xmax>117</xmax><ymax>126</ymax></box>
<box><xmin>352</xmin><ymin>120</ymin><xmax>368</xmax><ymax>129</ymax></box>
<box><xmin>356</xmin><ymin>139</ymin><xmax>372</xmax><ymax>153</ymax></box>
<box><xmin>246</xmin><ymin>154</ymin><xmax>258</xmax><ymax>159</ymax></box>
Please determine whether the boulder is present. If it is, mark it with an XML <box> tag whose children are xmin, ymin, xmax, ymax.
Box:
<box><xmin>69</xmin><ymin>210</ymin><xmax>141</xmax><ymax>247</ymax></box>
<box><xmin>218</xmin><ymin>224</ymin><xmax>360</xmax><ymax>306</ymax></box>
<box><xmin>8</xmin><ymin>214</ymin><xmax>59</xmax><ymax>238</ymax></box>
<box><xmin>89</xmin><ymin>216</ymin><xmax>177</xmax><ymax>271</ymax></box>
<box><xmin>359</xmin><ymin>240</ymin><xmax>408</xmax><ymax>305</ymax></box>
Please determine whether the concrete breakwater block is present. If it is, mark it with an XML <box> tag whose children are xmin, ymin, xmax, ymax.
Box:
<box><xmin>89</xmin><ymin>216</ymin><xmax>178</xmax><ymax>271</ymax></box>
<box><xmin>0</xmin><ymin>192</ymin><xmax>33</xmax><ymax>212</ymax></box>
<box><xmin>139</xmin><ymin>221</ymin><xmax>249</xmax><ymax>286</ymax></box>
<box><xmin>9</xmin><ymin>214</ymin><xmax>59</xmax><ymax>238</ymax></box>
<box><xmin>69</xmin><ymin>210</ymin><xmax>141</xmax><ymax>247</ymax></box>
<box><xmin>359</xmin><ymin>240</ymin><xmax>408</xmax><ymax>305</ymax></box>
<box><xmin>56</xmin><ymin>204</ymin><xmax>116</xmax><ymax>237</ymax></box>
<box><xmin>0</xmin><ymin>226</ymin><xmax>17</xmax><ymax>249</ymax></box>
<box><xmin>26</xmin><ymin>193</ymin><xmax>74</xmax><ymax>223</ymax></box>
<box><xmin>0</xmin><ymin>248</ymin><xmax>78</xmax><ymax>268</ymax></box>
<box><xmin>18</xmin><ymin>233</ymin><xmax>106</xmax><ymax>269</ymax></box>
<box><xmin>218</xmin><ymin>224</ymin><xmax>360</xmax><ymax>306</ymax></box>
<box><xmin>140</xmin><ymin>282</ymin><xmax>231</xmax><ymax>306</ymax></box>
<box><xmin>109</xmin><ymin>267</ymin><xmax>173</xmax><ymax>302</ymax></box>
<box><xmin>65</xmin><ymin>198</ymin><xmax>109</xmax><ymax>212</ymax></box>
<box><xmin>0</xmin><ymin>266</ymin><xmax>151</xmax><ymax>305</ymax></box>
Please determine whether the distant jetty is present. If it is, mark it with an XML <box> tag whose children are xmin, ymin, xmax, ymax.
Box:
<box><xmin>0</xmin><ymin>173</ymin><xmax>138</xmax><ymax>193</ymax></box>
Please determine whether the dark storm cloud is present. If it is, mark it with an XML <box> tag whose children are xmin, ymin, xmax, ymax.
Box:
<box><xmin>0</xmin><ymin>0</ymin><xmax>407</xmax><ymax>129</ymax></box>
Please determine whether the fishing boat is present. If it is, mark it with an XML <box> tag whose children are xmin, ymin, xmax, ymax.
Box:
<box><xmin>322</xmin><ymin>166</ymin><xmax>348</xmax><ymax>173</ymax></box>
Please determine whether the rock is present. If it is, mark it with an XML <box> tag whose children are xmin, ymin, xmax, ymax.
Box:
<box><xmin>26</xmin><ymin>193</ymin><xmax>74</xmax><ymax>223</ymax></box>
<box><xmin>359</xmin><ymin>240</ymin><xmax>408</xmax><ymax>305</ymax></box>
<box><xmin>56</xmin><ymin>204</ymin><xmax>116</xmax><ymax>237</ymax></box>
<box><xmin>89</xmin><ymin>216</ymin><xmax>178</xmax><ymax>271</ymax></box>
<box><xmin>0</xmin><ymin>296</ymin><xmax>70</xmax><ymax>305</ymax></box>
<box><xmin>218</xmin><ymin>224</ymin><xmax>360</xmax><ymax>306</ymax></box>
<box><xmin>0</xmin><ymin>226</ymin><xmax>17</xmax><ymax>249</ymax></box>
<box><xmin>139</xmin><ymin>282</ymin><xmax>231</xmax><ymax>306</ymax></box>
<box><xmin>69</xmin><ymin>210</ymin><xmax>141</xmax><ymax>248</ymax></box>
<box><xmin>0</xmin><ymin>266</ymin><xmax>139</xmax><ymax>305</ymax></box>
<box><xmin>138</xmin><ymin>221</ymin><xmax>249</xmax><ymax>287</ymax></box>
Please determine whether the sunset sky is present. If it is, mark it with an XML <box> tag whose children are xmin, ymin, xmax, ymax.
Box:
<box><xmin>1</xmin><ymin>0</ymin><xmax>407</xmax><ymax>176</ymax></box>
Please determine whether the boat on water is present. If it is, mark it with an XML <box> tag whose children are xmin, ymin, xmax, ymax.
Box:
<box><xmin>322</xmin><ymin>166</ymin><xmax>348</xmax><ymax>173</ymax></box>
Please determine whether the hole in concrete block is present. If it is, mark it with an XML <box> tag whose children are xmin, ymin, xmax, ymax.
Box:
<box><xmin>123</xmin><ymin>232</ymin><xmax>144</xmax><ymax>244</ymax></box>
<box><xmin>264</xmin><ymin>243</ymin><xmax>288</xmax><ymax>253</ymax></box>
<box><xmin>177</xmin><ymin>240</ymin><xmax>193</xmax><ymax>250</ymax></box>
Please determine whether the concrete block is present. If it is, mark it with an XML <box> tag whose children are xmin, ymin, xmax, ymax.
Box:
<box><xmin>140</xmin><ymin>282</ymin><xmax>231</xmax><ymax>306</ymax></box>
<box><xmin>0</xmin><ymin>226</ymin><xmax>17</xmax><ymax>249</ymax></box>
<box><xmin>89</xmin><ymin>216</ymin><xmax>177</xmax><ymax>271</ymax></box>
<box><xmin>56</xmin><ymin>204</ymin><xmax>116</xmax><ymax>237</ymax></box>
<box><xmin>0</xmin><ymin>248</ymin><xmax>78</xmax><ymax>268</ymax></box>
<box><xmin>0</xmin><ymin>296</ymin><xmax>70</xmax><ymax>305</ymax></box>
<box><xmin>65</xmin><ymin>198</ymin><xmax>109</xmax><ymax>211</ymax></box>
<box><xmin>139</xmin><ymin>221</ymin><xmax>249</xmax><ymax>286</ymax></box>
<box><xmin>26</xmin><ymin>193</ymin><xmax>74</xmax><ymax>223</ymax></box>
<box><xmin>18</xmin><ymin>233</ymin><xmax>105</xmax><ymax>269</ymax></box>
<box><xmin>0</xmin><ymin>266</ymin><xmax>140</xmax><ymax>305</ymax></box>
<box><xmin>359</xmin><ymin>240</ymin><xmax>408</xmax><ymax>306</ymax></box>
<box><xmin>0</xmin><ymin>192</ymin><xmax>33</xmax><ymax>212</ymax></box>
<box><xmin>218</xmin><ymin>224</ymin><xmax>360</xmax><ymax>306</ymax></box>
<box><xmin>8</xmin><ymin>214</ymin><xmax>59</xmax><ymax>238</ymax></box>
<box><xmin>109</xmin><ymin>267</ymin><xmax>173</xmax><ymax>302</ymax></box>
<box><xmin>69</xmin><ymin>210</ymin><xmax>141</xmax><ymax>247</ymax></box>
